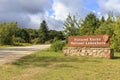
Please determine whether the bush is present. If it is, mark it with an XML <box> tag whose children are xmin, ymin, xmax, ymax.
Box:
<box><xmin>31</xmin><ymin>38</ymin><xmax>39</xmax><ymax>44</ymax></box>
<box><xmin>50</xmin><ymin>40</ymin><xmax>65</xmax><ymax>52</ymax></box>
<box><xmin>110</xmin><ymin>35</ymin><xmax>120</xmax><ymax>52</ymax></box>
<box><xmin>14</xmin><ymin>37</ymin><xmax>25</xmax><ymax>43</ymax></box>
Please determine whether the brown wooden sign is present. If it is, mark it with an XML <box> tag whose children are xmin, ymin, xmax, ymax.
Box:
<box><xmin>68</xmin><ymin>35</ymin><xmax>110</xmax><ymax>47</ymax></box>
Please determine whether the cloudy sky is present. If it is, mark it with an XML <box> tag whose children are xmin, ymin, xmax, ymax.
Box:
<box><xmin>0</xmin><ymin>0</ymin><xmax>120</xmax><ymax>30</ymax></box>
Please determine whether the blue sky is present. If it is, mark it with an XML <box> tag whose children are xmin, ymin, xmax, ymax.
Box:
<box><xmin>0</xmin><ymin>0</ymin><xmax>120</xmax><ymax>30</ymax></box>
<box><xmin>83</xmin><ymin>0</ymin><xmax>99</xmax><ymax>12</ymax></box>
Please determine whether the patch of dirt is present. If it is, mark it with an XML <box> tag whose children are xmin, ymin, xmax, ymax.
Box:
<box><xmin>0</xmin><ymin>45</ymin><xmax>50</xmax><ymax>65</ymax></box>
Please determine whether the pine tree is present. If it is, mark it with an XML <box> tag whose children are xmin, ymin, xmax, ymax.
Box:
<box><xmin>80</xmin><ymin>13</ymin><xmax>100</xmax><ymax>35</ymax></box>
<box><xmin>101</xmin><ymin>16</ymin><xmax>105</xmax><ymax>23</ymax></box>
<box><xmin>64</xmin><ymin>14</ymin><xmax>81</xmax><ymax>38</ymax></box>
<box><xmin>39</xmin><ymin>20</ymin><xmax>49</xmax><ymax>43</ymax></box>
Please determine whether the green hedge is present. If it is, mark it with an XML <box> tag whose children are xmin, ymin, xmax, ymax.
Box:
<box><xmin>50</xmin><ymin>40</ymin><xmax>65</xmax><ymax>52</ymax></box>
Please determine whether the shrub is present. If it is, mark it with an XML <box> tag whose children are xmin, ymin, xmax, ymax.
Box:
<box><xmin>110</xmin><ymin>35</ymin><xmax>120</xmax><ymax>52</ymax></box>
<box><xmin>50</xmin><ymin>40</ymin><xmax>65</xmax><ymax>52</ymax></box>
<box><xmin>31</xmin><ymin>38</ymin><xmax>39</xmax><ymax>44</ymax></box>
<box><xmin>14</xmin><ymin>37</ymin><xmax>25</xmax><ymax>43</ymax></box>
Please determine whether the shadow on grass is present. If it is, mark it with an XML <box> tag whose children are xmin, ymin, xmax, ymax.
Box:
<box><xmin>112</xmin><ymin>52</ymin><xmax>120</xmax><ymax>59</ymax></box>
<box><xmin>112</xmin><ymin>56</ymin><xmax>120</xmax><ymax>59</ymax></box>
<box><xmin>12</xmin><ymin>54</ymin><xmax>101</xmax><ymax>68</ymax></box>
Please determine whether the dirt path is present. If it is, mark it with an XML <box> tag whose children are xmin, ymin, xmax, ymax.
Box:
<box><xmin>0</xmin><ymin>44</ymin><xmax>50</xmax><ymax>65</ymax></box>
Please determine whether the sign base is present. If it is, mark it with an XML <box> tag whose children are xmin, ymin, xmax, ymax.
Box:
<box><xmin>63</xmin><ymin>47</ymin><xmax>114</xmax><ymax>59</ymax></box>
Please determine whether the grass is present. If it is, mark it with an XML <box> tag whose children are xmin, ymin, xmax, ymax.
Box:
<box><xmin>0</xmin><ymin>50</ymin><xmax>120</xmax><ymax>80</ymax></box>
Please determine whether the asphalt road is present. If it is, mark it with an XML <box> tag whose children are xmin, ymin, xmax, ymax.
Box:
<box><xmin>0</xmin><ymin>44</ymin><xmax>50</xmax><ymax>65</ymax></box>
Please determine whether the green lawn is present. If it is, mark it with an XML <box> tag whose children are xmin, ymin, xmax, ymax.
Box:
<box><xmin>0</xmin><ymin>50</ymin><xmax>120</xmax><ymax>80</ymax></box>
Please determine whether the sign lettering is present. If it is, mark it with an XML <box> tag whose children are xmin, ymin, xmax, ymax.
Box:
<box><xmin>68</xmin><ymin>35</ymin><xmax>110</xmax><ymax>47</ymax></box>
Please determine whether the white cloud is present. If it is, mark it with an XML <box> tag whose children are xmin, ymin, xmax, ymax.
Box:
<box><xmin>28</xmin><ymin>13</ymin><xmax>63</xmax><ymax>30</ymax></box>
<box><xmin>52</xmin><ymin>0</ymin><xmax>89</xmax><ymax>21</ymax></box>
<box><xmin>98</xmin><ymin>0</ymin><xmax>120</xmax><ymax>13</ymax></box>
<box><xmin>1</xmin><ymin>0</ymin><xmax>112</xmax><ymax>30</ymax></box>
<box><xmin>0</xmin><ymin>0</ymin><xmax>52</xmax><ymax>14</ymax></box>
<box><xmin>27</xmin><ymin>0</ymin><xmax>90</xmax><ymax>30</ymax></box>
<box><xmin>52</xmin><ymin>2</ymin><xmax>69</xmax><ymax>21</ymax></box>
<box><xmin>0</xmin><ymin>0</ymin><xmax>65</xmax><ymax>30</ymax></box>
<box><xmin>0</xmin><ymin>0</ymin><xmax>52</xmax><ymax>29</ymax></box>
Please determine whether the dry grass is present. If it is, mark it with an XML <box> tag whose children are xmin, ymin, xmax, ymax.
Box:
<box><xmin>0</xmin><ymin>50</ymin><xmax>120</xmax><ymax>80</ymax></box>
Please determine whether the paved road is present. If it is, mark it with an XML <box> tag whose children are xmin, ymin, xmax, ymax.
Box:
<box><xmin>0</xmin><ymin>45</ymin><xmax>50</xmax><ymax>65</ymax></box>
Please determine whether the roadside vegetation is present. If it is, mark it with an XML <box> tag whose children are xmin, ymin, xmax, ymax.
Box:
<box><xmin>0</xmin><ymin>21</ymin><xmax>65</xmax><ymax>46</ymax></box>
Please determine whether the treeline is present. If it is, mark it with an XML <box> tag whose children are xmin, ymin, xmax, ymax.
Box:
<box><xmin>64</xmin><ymin>12</ymin><xmax>120</xmax><ymax>52</ymax></box>
<box><xmin>0</xmin><ymin>20</ymin><xmax>65</xmax><ymax>45</ymax></box>
<box><xmin>1</xmin><ymin>12</ymin><xmax>120</xmax><ymax>52</ymax></box>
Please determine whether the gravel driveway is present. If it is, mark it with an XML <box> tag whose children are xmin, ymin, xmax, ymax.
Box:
<box><xmin>0</xmin><ymin>44</ymin><xmax>50</xmax><ymax>65</ymax></box>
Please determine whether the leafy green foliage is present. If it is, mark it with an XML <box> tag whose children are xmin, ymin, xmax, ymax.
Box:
<box><xmin>0</xmin><ymin>20</ymin><xmax>65</xmax><ymax>45</ymax></box>
<box><xmin>15</xmin><ymin>28</ymin><xmax>30</xmax><ymax>43</ymax></box>
<box><xmin>31</xmin><ymin>38</ymin><xmax>39</xmax><ymax>44</ymax></box>
<box><xmin>23</xmin><ymin>28</ymin><xmax>39</xmax><ymax>41</ymax></box>
<box><xmin>95</xmin><ymin>22</ymin><xmax>114</xmax><ymax>37</ymax></box>
<box><xmin>110</xmin><ymin>17</ymin><xmax>120</xmax><ymax>51</ymax></box>
<box><xmin>50</xmin><ymin>40</ymin><xmax>65</xmax><ymax>52</ymax></box>
<box><xmin>0</xmin><ymin>22</ymin><xmax>18</xmax><ymax>45</ymax></box>
<box><xmin>14</xmin><ymin>37</ymin><xmax>25</xmax><ymax>43</ymax></box>
<box><xmin>95</xmin><ymin>15</ymin><xmax>120</xmax><ymax>51</ymax></box>
<box><xmin>49</xmin><ymin>30</ymin><xmax>65</xmax><ymax>43</ymax></box>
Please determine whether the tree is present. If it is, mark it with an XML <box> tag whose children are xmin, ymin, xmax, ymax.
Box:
<box><xmin>80</xmin><ymin>13</ymin><xmax>100</xmax><ymax>35</ymax></box>
<box><xmin>64</xmin><ymin>14</ymin><xmax>81</xmax><ymax>38</ymax></box>
<box><xmin>110</xmin><ymin>16</ymin><xmax>120</xmax><ymax>51</ymax></box>
<box><xmin>95</xmin><ymin>14</ymin><xmax>120</xmax><ymax>52</ymax></box>
<box><xmin>22</xmin><ymin>28</ymin><xmax>39</xmax><ymax>42</ymax></box>
<box><xmin>0</xmin><ymin>22</ymin><xmax>18</xmax><ymax>45</ymax></box>
<box><xmin>106</xmin><ymin>12</ymin><xmax>114</xmax><ymax>23</ymax></box>
<box><xmin>39</xmin><ymin>20</ymin><xmax>49</xmax><ymax>43</ymax></box>
<box><xmin>100</xmin><ymin>16</ymin><xmax>105</xmax><ymax>23</ymax></box>
<box><xmin>49</xmin><ymin>30</ymin><xmax>65</xmax><ymax>42</ymax></box>
<box><xmin>110</xmin><ymin>29</ymin><xmax>120</xmax><ymax>52</ymax></box>
<box><xmin>16</xmin><ymin>28</ymin><xmax>30</xmax><ymax>43</ymax></box>
<box><xmin>95</xmin><ymin>22</ymin><xmax>114</xmax><ymax>37</ymax></box>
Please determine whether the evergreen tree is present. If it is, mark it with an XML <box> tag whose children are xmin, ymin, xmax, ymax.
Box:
<box><xmin>80</xmin><ymin>13</ymin><xmax>100</xmax><ymax>35</ymax></box>
<box><xmin>101</xmin><ymin>16</ymin><xmax>105</xmax><ymax>23</ymax></box>
<box><xmin>64</xmin><ymin>14</ymin><xmax>81</xmax><ymax>38</ymax></box>
<box><xmin>106</xmin><ymin>12</ymin><xmax>114</xmax><ymax>23</ymax></box>
<box><xmin>39</xmin><ymin>20</ymin><xmax>49</xmax><ymax>43</ymax></box>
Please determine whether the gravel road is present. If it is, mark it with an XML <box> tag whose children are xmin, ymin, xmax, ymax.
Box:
<box><xmin>0</xmin><ymin>44</ymin><xmax>50</xmax><ymax>65</ymax></box>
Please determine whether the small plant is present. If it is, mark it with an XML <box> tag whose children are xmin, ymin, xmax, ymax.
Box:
<box><xmin>50</xmin><ymin>40</ymin><xmax>65</xmax><ymax>52</ymax></box>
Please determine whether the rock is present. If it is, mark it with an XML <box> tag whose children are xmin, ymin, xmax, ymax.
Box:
<box><xmin>63</xmin><ymin>47</ymin><xmax>114</xmax><ymax>59</ymax></box>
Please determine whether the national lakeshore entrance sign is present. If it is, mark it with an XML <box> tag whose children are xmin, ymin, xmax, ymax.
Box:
<box><xmin>63</xmin><ymin>35</ymin><xmax>114</xmax><ymax>59</ymax></box>
<box><xmin>68</xmin><ymin>35</ymin><xmax>110</xmax><ymax>47</ymax></box>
